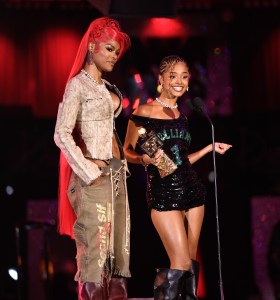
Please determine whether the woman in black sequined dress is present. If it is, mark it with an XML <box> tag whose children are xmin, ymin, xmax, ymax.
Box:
<box><xmin>124</xmin><ymin>55</ymin><xmax>232</xmax><ymax>300</ymax></box>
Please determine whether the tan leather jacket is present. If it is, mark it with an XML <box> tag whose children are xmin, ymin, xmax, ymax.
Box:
<box><xmin>54</xmin><ymin>71</ymin><xmax>122</xmax><ymax>185</ymax></box>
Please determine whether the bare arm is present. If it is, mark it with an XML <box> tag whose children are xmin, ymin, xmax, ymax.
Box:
<box><xmin>123</xmin><ymin>119</ymin><xmax>144</xmax><ymax>165</ymax></box>
<box><xmin>188</xmin><ymin>142</ymin><xmax>232</xmax><ymax>164</ymax></box>
<box><xmin>123</xmin><ymin>117</ymin><xmax>162</xmax><ymax>166</ymax></box>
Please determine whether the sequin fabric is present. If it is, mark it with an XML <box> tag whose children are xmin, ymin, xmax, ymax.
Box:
<box><xmin>130</xmin><ymin>114</ymin><xmax>206</xmax><ymax>211</ymax></box>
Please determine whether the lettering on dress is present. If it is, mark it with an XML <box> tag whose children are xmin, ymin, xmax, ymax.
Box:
<box><xmin>157</xmin><ymin>129</ymin><xmax>191</xmax><ymax>144</ymax></box>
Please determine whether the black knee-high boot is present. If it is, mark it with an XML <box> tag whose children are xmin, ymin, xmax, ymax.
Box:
<box><xmin>154</xmin><ymin>268</ymin><xmax>188</xmax><ymax>300</ymax></box>
<box><xmin>181</xmin><ymin>260</ymin><xmax>200</xmax><ymax>300</ymax></box>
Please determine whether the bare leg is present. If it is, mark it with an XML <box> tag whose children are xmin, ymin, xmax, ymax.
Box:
<box><xmin>151</xmin><ymin>209</ymin><xmax>192</xmax><ymax>270</ymax></box>
<box><xmin>184</xmin><ymin>205</ymin><xmax>205</xmax><ymax>259</ymax></box>
<box><xmin>181</xmin><ymin>205</ymin><xmax>204</xmax><ymax>300</ymax></box>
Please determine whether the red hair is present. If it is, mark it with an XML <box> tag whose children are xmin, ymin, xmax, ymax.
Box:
<box><xmin>68</xmin><ymin>17</ymin><xmax>130</xmax><ymax>82</ymax></box>
<box><xmin>58</xmin><ymin>17</ymin><xmax>130</xmax><ymax>238</ymax></box>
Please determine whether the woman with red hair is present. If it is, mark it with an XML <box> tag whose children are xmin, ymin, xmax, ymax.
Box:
<box><xmin>54</xmin><ymin>17</ymin><xmax>131</xmax><ymax>299</ymax></box>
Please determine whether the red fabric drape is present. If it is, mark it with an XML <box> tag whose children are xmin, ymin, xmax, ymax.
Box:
<box><xmin>0</xmin><ymin>35</ymin><xmax>18</xmax><ymax>105</ymax></box>
<box><xmin>33</xmin><ymin>28</ymin><xmax>81</xmax><ymax>116</ymax></box>
<box><xmin>0</xmin><ymin>27</ymin><xmax>81</xmax><ymax>117</ymax></box>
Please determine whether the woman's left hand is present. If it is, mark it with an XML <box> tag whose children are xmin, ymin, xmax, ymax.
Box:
<box><xmin>214</xmin><ymin>142</ymin><xmax>232</xmax><ymax>154</ymax></box>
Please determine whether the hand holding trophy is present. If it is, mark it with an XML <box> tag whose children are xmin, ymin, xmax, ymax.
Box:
<box><xmin>137</xmin><ymin>127</ymin><xmax>177</xmax><ymax>178</ymax></box>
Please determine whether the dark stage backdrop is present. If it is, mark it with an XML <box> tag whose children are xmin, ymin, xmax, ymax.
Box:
<box><xmin>0</xmin><ymin>8</ymin><xmax>280</xmax><ymax>117</ymax></box>
<box><xmin>0</xmin><ymin>5</ymin><xmax>280</xmax><ymax>300</ymax></box>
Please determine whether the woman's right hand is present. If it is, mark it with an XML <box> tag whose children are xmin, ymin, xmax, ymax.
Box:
<box><xmin>90</xmin><ymin>176</ymin><xmax>102</xmax><ymax>187</ymax></box>
<box><xmin>142</xmin><ymin>149</ymin><xmax>164</xmax><ymax>166</ymax></box>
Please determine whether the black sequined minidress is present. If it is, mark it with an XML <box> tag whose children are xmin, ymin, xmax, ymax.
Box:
<box><xmin>146</xmin><ymin>161</ymin><xmax>206</xmax><ymax>211</ymax></box>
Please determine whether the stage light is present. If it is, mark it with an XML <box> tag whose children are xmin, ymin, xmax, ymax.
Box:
<box><xmin>214</xmin><ymin>47</ymin><xmax>222</xmax><ymax>55</ymax></box>
<box><xmin>132</xmin><ymin>98</ymin><xmax>140</xmax><ymax>110</ymax></box>
<box><xmin>5</xmin><ymin>185</ymin><xmax>14</xmax><ymax>196</ymax></box>
<box><xmin>8</xmin><ymin>268</ymin><xmax>18</xmax><ymax>281</ymax></box>
<box><xmin>134</xmin><ymin>73</ymin><xmax>142</xmax><ymax>85</ymax></box>
<box><xmin>140</xmin><ymin>18</ymin><xmax>189</xmax><ymax>39</ymax></box>
<box><xmin>122</xmin><ymin>97</ymin><xmax>130</xmax><ymax>109</ymax></box>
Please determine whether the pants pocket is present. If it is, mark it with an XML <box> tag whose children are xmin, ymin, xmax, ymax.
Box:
<box><xmin>67</xmin><ymin>174</ymin><xmax>82</xmax><ymax>215</ymax></box>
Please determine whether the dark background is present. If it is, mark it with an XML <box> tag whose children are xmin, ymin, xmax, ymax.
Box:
<box><xmin>0</xmin><ymin>0</ymin><xmax>280</xmax><ymax>299</ymax></box>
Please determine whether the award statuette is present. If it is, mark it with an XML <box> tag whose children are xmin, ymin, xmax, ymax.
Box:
<box><xmin>138</xmin><ymin>127</ymin><xmax>177</xmax><ymax>178</ymax></box>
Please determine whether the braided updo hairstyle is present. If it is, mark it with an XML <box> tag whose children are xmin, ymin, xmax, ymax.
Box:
<box><xmin>159</xmin><ymin>55</ymin><xmax>188</xmax><ymax>75</ymax></box>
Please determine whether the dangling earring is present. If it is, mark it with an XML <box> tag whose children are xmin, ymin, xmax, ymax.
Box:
<box><xmin>87</xmin><ymin>51</ymin><xmax>94</xmax><ymax>65</ymax></box>
<box><xmin>87</xmin><ymin>44</ymin><xmax>94</xmax><ymax>65</ymax></box>
<box><xmin>157</xmin><ymin>82</ymin><xmax>164</xmax><ymax>93</ymax></box>
<box><xmin>187</xmin><ymin>86</ymin><xmax>189</xmax><ymax>92</ymax></box>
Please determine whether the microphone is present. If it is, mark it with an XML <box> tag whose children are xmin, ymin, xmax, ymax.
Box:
<box><xmin>188</xmin><ymin>97</ymin><xmax>213</xmax><ymax>124</ymax></box>
<box><xmin>188</xmin><ymin>97</ymin><xmax>225</xmax><ymax>300</ymax></box>
<box><xmin>186</xmin><ymin>98</ymin><xmax>195</xmax><ymax>111</ymax></box>
<box><xmin>191</xmin><ymin>97</ymin><xmax>205</xmax><ymax>113</ymax></box>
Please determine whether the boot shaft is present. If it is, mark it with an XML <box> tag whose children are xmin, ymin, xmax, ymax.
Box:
<box><xmin>78</xmin><ymin>281</ymin><xmax>108</xmax><ymax>300</ymax></box>
<box><xmin>108</xmin><ymin>277</ymin><xmax>128</xmax><ymax>300</ymax></box>
<box><xmin>154</xmin><ymin>268</ymin><xmax>189</xmax><ymax>300</ymax></box>
<box><xmin>181</xmin><ymin>260</ymin><xmax>200</xmax><ymax>300</ymax></box>
<box><xmin>78</xmin><ymin>277</ymin><xmax>128</xmax><ymax>300</ymax></box>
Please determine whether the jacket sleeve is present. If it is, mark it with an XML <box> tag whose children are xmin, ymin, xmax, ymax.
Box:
<box><xmin>54</xmin><ymin>77</ymin><xmax>102</xmax><ymax>185</ymax></box>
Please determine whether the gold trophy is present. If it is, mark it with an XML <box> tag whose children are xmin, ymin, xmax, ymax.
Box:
<box><xmin>138</xmin><ymin>127</ymin><xmax>177</xmax><ymax>178</ymax></box>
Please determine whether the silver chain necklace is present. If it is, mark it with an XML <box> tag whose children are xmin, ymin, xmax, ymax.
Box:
<box><xmin>155</xmin><ymin>97</ymin><xmax>178</xmax><ymax>109</ymax></box>
<box><xmin>81</xmin><ymin>69</ymin><xmax>110</xmax><ymax>100</ymax></box>
<box><xmin>81</xmin><ymin>69</ymin><xmax>103</xmax><ymax>85</ymax></box>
